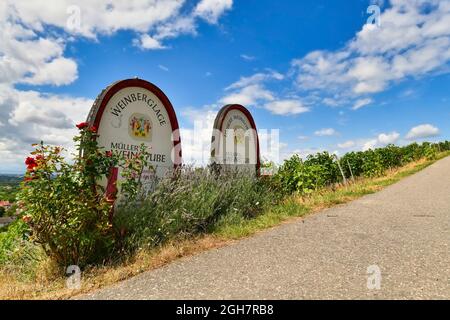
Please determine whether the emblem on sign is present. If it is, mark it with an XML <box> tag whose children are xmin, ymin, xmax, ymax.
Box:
<box><xmin>129</xmin><ymin>113</ymin><xmax>152</xmax><ymax>141</ymax></box>
<box><xmin>224</xmin><ymin>126</ymin><xmax>246</xmax><ymax>145</ymax></box>
<box><xmin>233</xmin><ymin>126</ymin><xmax>245</xmax><ymax>145</ymax></box>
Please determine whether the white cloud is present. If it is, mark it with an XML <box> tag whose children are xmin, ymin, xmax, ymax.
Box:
<box><xmin>135</xmin><ymin>34</ymin><xmax>167</xmax><ymax>50</ymax></box>
<box><xmin>0</xmin><ymin>0</ymin><xmax>234</xmax><ymax>171</ymax></box>
<box><xmin>2</xmin><ymin>0</ymin><xmax>231</xmax><ymax>60</ymax></box>
<box><xmin>336</xmin><ymin>131</ymin><xmax>402</xmax><ymax>152</ymax></box>
<box><xmin>338</xmin><ymin>140</ymin><xmax>356</xmax><ymax>149</ymax></box>
<box><xmin>362</xmin><ymin>131</ymin><xmax>400</xmax><ymax>150</ymax></box>
<box><xmin>264</xmin><ymin>100</ymin><xmax>309</xmax><ymax>116</ymax></box>
<box><xmin>241</xmin><ymin>54</ymin><xmax>255</xmax><ymax>61</ymax></box>
<box><xmin>314</xmin><ymin>128</ymin><xmax>338</xmax><ymax>137</ymax></box>
<box><xmin>291</xmin><ymin>0</ymin><xmax>450</xmax><ymax>107</ymax></box>
<box><xmin>23</xmin><ymin>57</ymin><xmax>78</xmax><ymax>86</ymax></box>
<box><xmin>181</xmin><ymin>104</ymin><xmax>284</xmax><ymax>166</ymax></box>
<box><xmin>148</xmin><ymin>15</ymin><xmax>198</xmax><ymax>46</ymax></box>
<box><xmin>405</xmin><ymin>124</ymin><xmax>440</xmax><ymax>140</ymax></box>
<box><xmin>0</xmin><ymin>85</ymin><xmax>93</xmax><ymax>172</ymax></box>
<box><xmin>180</xmin><ymin>106</ymin><xmax>218</xmax><ymax>166</ymax></box>
<box><xmin>361</xmin><ymin>139</ymin><xmax>376</xmax><ymax>151</ymax></box>
<box><xmin>322</xmin><ymin>97</ymin><xmax>341</xmax><ymax>107</ymax></box>
<box><xmin>378</xmin><ymin>131</ymin><xmax>400</xmax><ymax>145</ymax></box>
<box><xmin>0</xmin><ymin>22</ymin><xmax>78</xmax><ymax>86</ymax></box>
<box><xmin>225</xmin><ymin>71</ymin><xmax>284</xmax><ymax>90</ymax></box>
<box><xmin>158</xmin><ymin>64</ymin><xmax>169</xmax><ymax>72</ymax></box>
<box><xmin>221</xmin><ymin>70</ymin><xmax>303</xmax><ymax>116</ymax></box>
<box><xmin>5</xmin><ymin>0</ymin><xmax>185</xmax><ymax>38</ymax></box>
<box><xmin>194</xmin><ymin>0</ymin><xmax>233</xmax><ymax>24</ymax></box>
<box><xmin>286</xmin><ymin>147</ymin><xmax>324</xmax><ymax>161</ymax></box>
<box><xmin>220</xmin><ymin>84</ymin><xmax>274</xmax><ymax>106</ymax></box>
<box><xmin>352</xmin><ymin>98</ymin><xmax>373</xmax><ymax>110</ymax></box>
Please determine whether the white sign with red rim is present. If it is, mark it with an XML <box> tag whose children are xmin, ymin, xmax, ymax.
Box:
<box><xmin>86</xmin><ymin>78</ymin><xmax>182</xmax><ymax>198</ymax></box>
<box><xmin>211</xmin><ymin>104</ymin><xmax>260</xmax><ymax>175</ymax></box>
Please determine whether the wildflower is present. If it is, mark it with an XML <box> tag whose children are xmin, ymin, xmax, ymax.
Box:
<box><xmin>22</xmin><ymin>215</ymin><xmax>32</xmax><ymax>223</ymax></box>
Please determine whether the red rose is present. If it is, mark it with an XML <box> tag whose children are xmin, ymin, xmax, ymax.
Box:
<box><xmin>105</xmin><ymin>151</ymin><xmax>112</xmax><ymax>157</ymax></box>
<box><xmin>25</xmin><ymin>157</ymin><xmax>38</xmax><ymax>170</ymax></box>
<box><xmin>89</xmin><ymin>126</ymin><xmax>97</xmax><ymax>133</ymax></box>
<box><xmin>76</xmin><ymin>122</ymin><xmax>89</xmax><ymax>130</ymax></box>
<box><xmin>25</xmin><ymin>157</ymin><xmax>36</xmax><ymax>165</ymax></box>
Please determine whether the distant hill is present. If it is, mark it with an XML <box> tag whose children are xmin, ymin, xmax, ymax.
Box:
<box><xmin>0</xmin><ymin>175</ymin><xmax>21</xmax><ymax>203</ymax></box>
<box><xmin>0</xmin><ymin>175</ymin><xmax>22</xmax><ymax>186</ymax></box>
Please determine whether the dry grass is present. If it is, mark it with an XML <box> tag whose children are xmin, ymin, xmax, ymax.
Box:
<box><xmin>0</xmin><ymin>235</ymin><xmax>232</xmax><ymax>300</ymax></box>
<box><xmin>0</xmin><ymin>155</ymin><xmax>446</xmax><ymax>300</ymax></box>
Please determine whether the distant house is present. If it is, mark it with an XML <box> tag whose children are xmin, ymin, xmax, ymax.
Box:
<box><xmin>0</xmin><ymin>201</ymin><xmax>11</xmax><ymax>210</ymax></box>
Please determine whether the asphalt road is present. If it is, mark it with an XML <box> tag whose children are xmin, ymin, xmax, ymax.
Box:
<box><xmin>79</xmin><ymin>157</ymin><xmax>450</xmax><ymax>299</ymax></box>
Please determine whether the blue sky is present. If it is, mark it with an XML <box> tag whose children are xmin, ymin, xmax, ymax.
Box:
<box><xmin>1</xmin><ymin>0</ymin><xmax>449</xmax><ymax>173</ymax></box>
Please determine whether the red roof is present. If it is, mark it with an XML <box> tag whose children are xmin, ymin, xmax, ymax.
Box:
<box><xmin>0</xmin><ymin>201</ymin><xmax>11</xmax><ymax>207</ymax></box>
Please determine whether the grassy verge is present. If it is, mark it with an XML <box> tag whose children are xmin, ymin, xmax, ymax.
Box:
<box><xmin>1</xmin><ymin>152</ymin><xmax>448</xmax><ymax>300</ymax></box>
<box><xmin>214</xmin><ymin>151</ymin><xmax>449</xmax><ymax>239</ymax></box>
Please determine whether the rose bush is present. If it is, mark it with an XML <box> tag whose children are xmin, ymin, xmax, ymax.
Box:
<box><xmin>16</xmin><ymin>123</ymin><xmax>149</xmax><ymax>267</ymax></box>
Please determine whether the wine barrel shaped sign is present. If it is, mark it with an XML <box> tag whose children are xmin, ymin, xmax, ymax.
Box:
<box><xmin>211</xmin><ymin>104</ymin><xmax>260</xmax><ymax>175</ymax></box>
<box><xmin>87</xmin><ymin>78</ymin><xmax>182</xmax><ymax>197</ymax></box>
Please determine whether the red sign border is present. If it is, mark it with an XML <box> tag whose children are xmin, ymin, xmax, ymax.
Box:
<box><xmin>87</xmin><ymin>78</ymin><xmax>182</xmax><ymax>167</ymax></box>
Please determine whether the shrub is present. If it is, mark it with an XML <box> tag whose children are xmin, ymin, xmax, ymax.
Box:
<box><xmin>276</xmin><ymin>152</ymin><xmax>342</xmax><ymax>194</ymax></box>
<box><xmin>275</xmin><ymin>141</ymin><xmax>448</xmax><ymax>194</ymax></box>
<box><xmin>16</xmin><ymin>124</ymin><xmax>148</xmax><ymax>268</ymax></box>
<box><xmin>304</xmin><ymin>152</ymin><xmax>341</xmax><ymax>185</ymax></box>
<box><xmin>361</xmin><ymin>149</ymin><xmax>384</xmax><ymax>177</ymax></box>
<box><xmin>422</xmin><ymin>142</ymin><xmax>438</xmax><ymax>160</ymax></box>
<box><xmin>0</xmin><ymin>220</ymin><xmax>44</xmax><ymax>279</ymax></box>
<box><xmin>114</xmin><ymin>167</ymin><xmax>280</xmax><ymax>253</ymax></box>
<box><xmin>274</xmin><ymin>154</ymin><xmax>303</xmax><ymax>194</ymax></box>
<box><xmin>377</xmin><ymin>144</ymin><xmax>403</xmax><ymax>169</ymax></box>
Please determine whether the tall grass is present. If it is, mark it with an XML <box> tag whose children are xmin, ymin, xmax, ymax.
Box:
<box><xmin>0</xmin><ymin>220</ymin><xmax>45</xmax><ymax>281</ymax></box>
<box><xmin>114</xmin><ymin>167</ymin><xmax>282</xmax><ymax>254</ymax></box>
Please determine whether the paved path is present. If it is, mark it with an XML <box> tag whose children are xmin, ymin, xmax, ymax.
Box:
<box><xmin>80</xmin><ymin>157</ymin><xmax>450</xmax><ymax>299</ymax></box>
